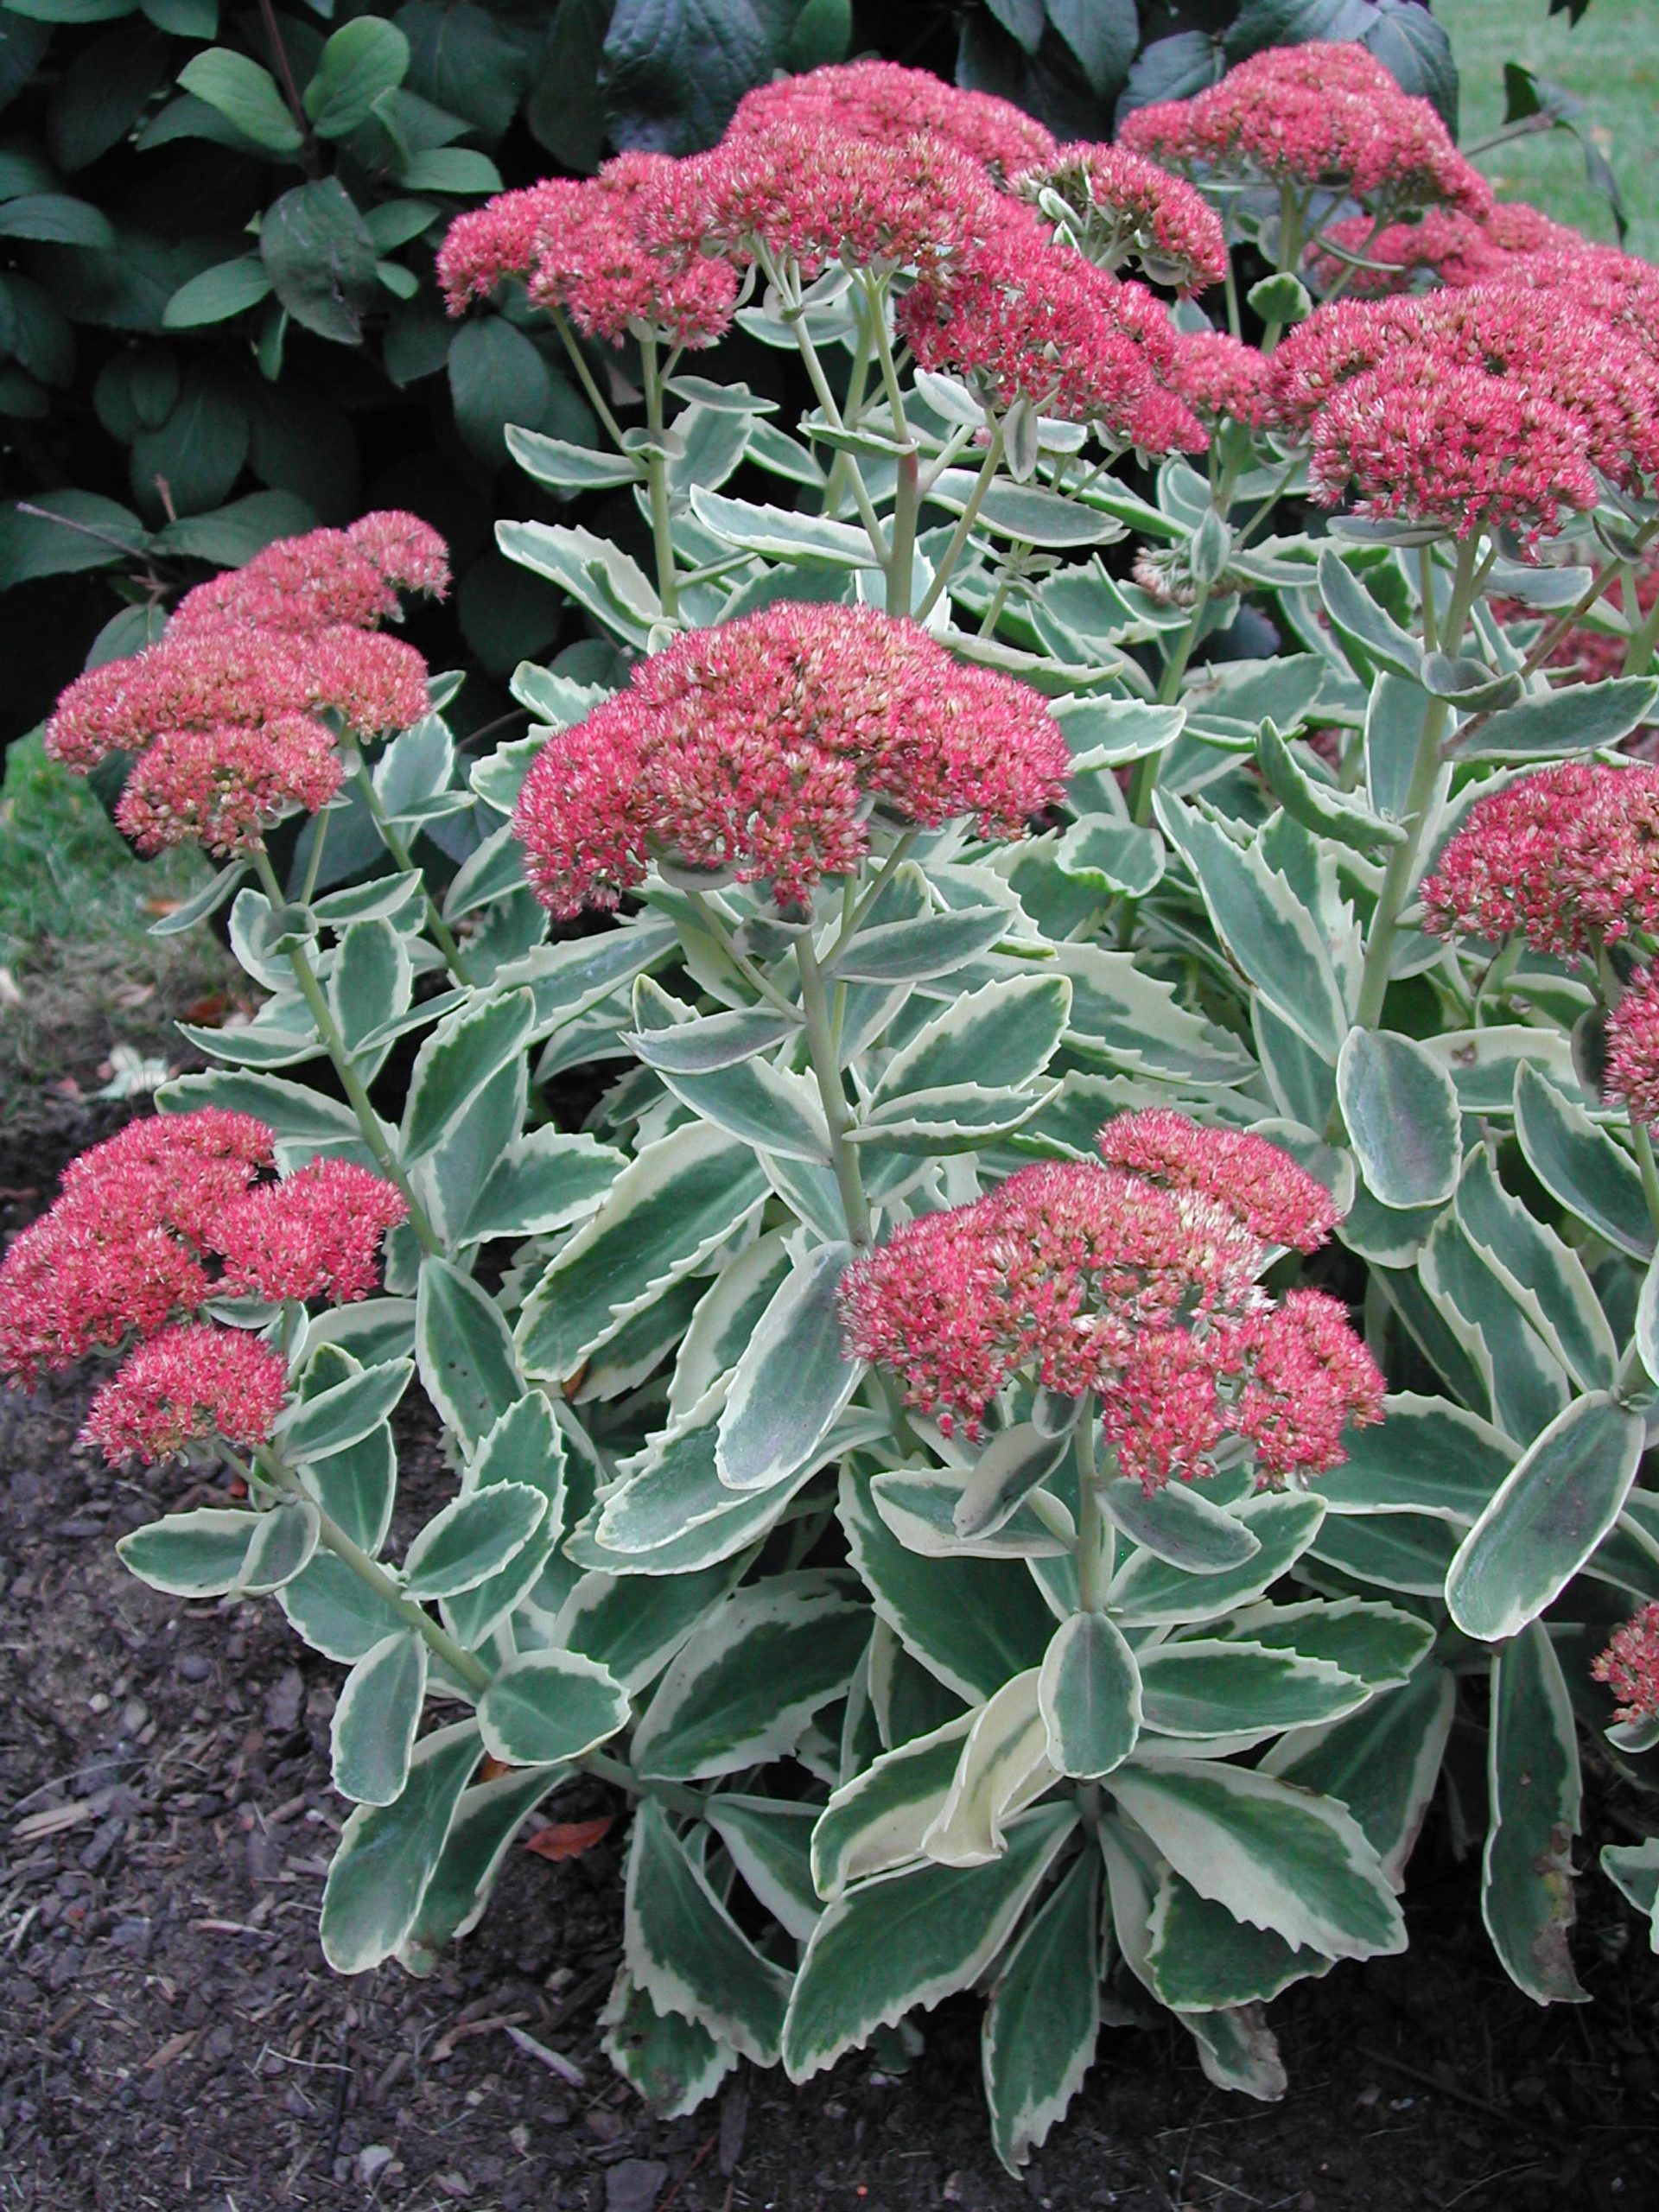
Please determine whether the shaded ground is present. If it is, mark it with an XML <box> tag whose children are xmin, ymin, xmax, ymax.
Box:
<box><xmin>2</xmin><ymin>1103</ymin><xmax>1657</xmax><ymax>2212</ymax></box>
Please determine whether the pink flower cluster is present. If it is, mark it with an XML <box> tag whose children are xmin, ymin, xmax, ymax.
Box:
<box><xmin>1307</xmin><ymin>200</ymin><xmax>1578</xmax><ymax>297</ymax></box>
<box><xmin>1120</xmin><ymin>42</ymin><xmax>1491</xmax><ymax>216</ymax></box>
<box><xmin>1421</xmin><ymin>763</ymin><xmax>1659</xmax><ymax>956</ymax></box>
<box><xmin>727</xmin><ymin>58</ymin><xmax>1057</xmax><ymax>177</ymax></box>
<box><xmin>512</xmin><ymin>601</ymin><xmax>1071</xmax><ymax>918</ymax></box>
<box><xmin>1169</xmin><ymin>330</ymin><xmax>1275</xmax><ymax>431</ymax></box>
<box><xmin>1605</xmin><ymin>967</ymin><xmax>1659</xmax><ymax>1129</ymax></box>
<box><xmin>1592</xmin><ymin>1600</ymin><xmax>1659</xmax><ymax>1724</ymax></box>
<box><xmin>840</xmin><ymin>1111</ymin><xmax>1381</xmax><ymax>1489</ymax></box>
<box><xmin>81</xmin><ymin>1325</ymin><xmax>289</xmax><ymax>1468</ymax></box>
<box><xmin>44</xmin><ymin>513</ymin><xmax>446</xmax><ymax>855</ymax></box>
<box><xmin>1016</xmin><ymin>143</ymin><xmax>1228</xmax><ymax>295</ymax></box>
<box><xmin>0</xmin><ymin>1112</ymin><xmax>406</xmax><ymax>1464</ymax></box>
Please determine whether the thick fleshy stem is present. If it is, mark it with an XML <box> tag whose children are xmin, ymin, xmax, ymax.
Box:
<box><xmin>915</xmin><ymin>420</ymin><xmax>1005</xmax><ymax>624</ymax></box>
<box><xmin>1623</xmin><ymin>576</ymin><xmax>1659</xmax><ymax>681</ymax></box>
<box><xmin>639</xmin><ymin>334</ymin><xmax>681</xmax><ymax>620</ymax></box>
<box><xmin>349</xmin><ymin>763</ymin><xmax>474</xmax><ymax>987</ymax></box>
<box><xmin>249</xmin><ymin>848</ymin><xmax>441</xmax><ymax>1255</ymax></box>
<box><xmin>547</xmin><ymin>303</ymin><xmax>629</xmax><ymax>451</ymax></box>
<box><xmin>1516</xmin><ymin>519</ymin><xmax>1659</xmax><ymax>683</ymax></box>
<box><xmin>681</xmin><ymin>887</ymin><xmax>801</xmax><ymax>1020</ymax></box>
<box><xmin>862</xmin><ymin>274</ymin><xmax>920</xmax><ymax>618</ymax></box>
<box><xmin>796</xmin><ymin>928</ymin><xmax>873</xmax><ymax>1250</ymax></box>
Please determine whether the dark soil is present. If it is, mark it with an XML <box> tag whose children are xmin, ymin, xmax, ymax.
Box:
<box><xmin>3</xmin><ymin>1103</ymin><xmax>1658</xmax><ymax>2212</ymax></box>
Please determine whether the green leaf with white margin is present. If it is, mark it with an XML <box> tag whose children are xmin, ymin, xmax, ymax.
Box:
<box><xmin>716</xmin><ymin>1241</ymin><xmax>863</xmax><ymax>1491</ymax></box>
<box><xmin>1514</xmin><ymin>1062</ymin><xmax>1654</xmax><ymax>1262</ymax></box>
<box><xmin>1455</xmin><ymin>676</ymin><xmax>1659</xmax><ymax>760</ymax></box>
<box><xmin>1218</xmin><ymin>1598</ymin><xmax>1434</xmax><ymax>1691</ymax></box>
<box><xmin>595</xmin><ymin>1379</ymin><xmax>818</xmax><ymax>1560</ymax></box>
<box><xmin>1146</xmin><ymin>1875</ymin><xmax>1332</xmax><ymax>2012</ymax></box>
<box><xmin>1484</xmin><ymin>1621</ymin><xmax>1587</xmax><ymax>2001</ymax></box>
<box><xmin>399</xmin><ymin>1766</ymin><xmax>565</xmax><ymax>1974</ymax></box>
<box><xmin>668</xmin><ymin>1230</ymin><xmax>794</xmax><ymax>1421</ymax></box>
<box><xmin>704</xmin><ymin>1797</ymin><xmax>823</xmax><ymax>1941</ymax></box>
<box><xmin>1317</xmin><ymin>548</ymin><xmax>1423</xmax><ymax>682</ymax></box>
<box><xmin>1154</xmin><ymin>795</ymin><xmax>1351</xmax><ymax>1061</ymax></box>
<box><xmin>1057</xmin><ymin>818</ymin><xmax>1166</xmax><ymax>900</ymax></box>
<box><xmin>870</xmin><ymin>1471</ymin><xmax>1072</xmax><ymax>1560</ymax></box>
<box><xmin>329</xmin><ymin>918</ymin><xmax>410</xmax><ymax>1071</ymax></box>
<box><xmin>1039</xmin><ymin>1611</ymin><xmax>1141</xmax><ymax>1779</ymax></box>
<box><xmin>1455</xmin><ymin>1147</ymin><xmax>1618</xmax><ymax>1393</ymax></box>
<box><xmin>982</xmin><ymin>1851</ymin><xmax>1100</xmax><ymax>2176</ymax></box>
<box><xmin>631</xmin><ymin>1571</ymin><xmax>869</xmax><ymax>1780</ymax></box>
<box><xmin>830</xmin><ymin>906</ymin><xmax>1010</xmax><ymax>984</ymax></box>
<box><xmin>601</xmin><ymin>1969</ymin><xmax>738</xmax><ymax>2119</ymax></box>
<box><xmin>443</xmin><ymin>1393</ymin><xmax>566</xmax><ymax>1648</ymax></box>
<box><xmin>331</xmin><ymin>1630</ymin><xmax>426</xmax><ymax>1805</ymax></box>
<box><xmin>1135</xmin><ymin>1640</ymin><xmax>1370</xmax><ymax>1740</ymax></box>
<box><xmin>507</xmin><ymin>422</ymin><xmax>643</xmax><ymax>491</ymax></box>
<box><xmin>1309</xmin><ymin>1511</ymin><xmax>1460</xmax><ymax>1597</ymax></box>
<box><xmin>517</xmin><ymin>1122</ymin><xmax>768</xmax><ymax>1381</ymax></box>
<box><xmin>320</xmin><ymin>1719</ymin><xmax>481</xmax><ymax>1972</ymax></box>
<box><xmin>1419</xmin><ymin>1212</ymin><xmax>1571</xmax><ymax>1446</ymax></box>
<box><xmin>626</xmin><ymin>1800</ymin><xmax>793</xmax><ymax>2066</ymax></box>
<box><xmin>952</xmin><ymin>1423</ymin><xmax>1071</xmax><ymax>1541</ymax></box>
<box><xmin>497</xmin><ymin>520</ymin><xmax>660</xmax><ymax>649</ymax></box>
<box><xmin>626</xmin><ymin>1001</ymin><xmax>798</xmax><ymax>1075</ymax></box>
<box><xmin>1318</xmin><ymin>1391</ymin><xmax>1516</xmax><ymax>1519</ymax></box>
<box><xmin>1601</xmin><ymin>1839</ymin><xmax>1659</xmax><ymax>1952</ymax></box>
<box><xmin>118</xmin><ymin>1510</ymin><xmax>258</xmax><ymax>1597</ymax></box>
<box><xmin>838</xmin><ymin>1465</ymin><xmax>1058</xmax><ymax>1702</ymax></box>
<box><xmin>416</xmin><ymin>1256</ymin><xmax>524</xmax><ymax>1453</ymax></box>
<box><xmin>238</xmin><ymin>1497</ymin><xmax>320</xmax><ymax>1593</ymax></box>
<box><xmin>402</xmin><ymin>1484</ymin><xmax>548</xmax><ymax>1602</ymax></box>
<box><xmin>278</xmin><ymin>1360</ymin><xmax>413</xmax><ymax>1461</ymax></box>
<box><xmin>1107</xmin><ymin>1760</ymin><xmax>1405</xmax><ymax>1960</ymax></box>
<box><xmin>478</xmin><ymin>1649</ymin><xmax>629</xmax><ymax>1766</ymax></box>
<box><xmin>1255</xmin><ymin>719</ymin><xmax>1405</xmax><ymax>854</ymax></box>
<box><xmin>1101</xmin><ymin>1478</ymin><xmax>1261</xmax><ymax>1573</ymax></box>
<box><xmin>1054</xmin><ymin>940</ymin><xmax>1257</xmax><ymax>1090</ymax></box>
<box><xmin>1446</xmin><ymin>1392</ymin><xmax>1644</xmax><ymax>1642</ymax></box>
<box><xmin>1265</xmin><ymin>1662</ymin><xmax>1455</xmax><ymax>1888</ymax></box>
<box><xmin>783</xmin><ymin>1802</ymin><xmax>1077</xmax><ymax>2082</ymax></box>
<box><xmin>401</xmin><ymin>988</ymin><xmax>534</xmax><ymax>1161</ymax></box>
<box><xmin>1336</xmin><ymin>1028</ymin><xmax>1459</xmax><ymax>1209</ymax></box>
<box><xmin>688</xmin><ymin>486</ymin><xmax>874</xmax><ymax>566</ymax></box>
<box><xmin>923</xmin><ymin>1670</ymin><xmax>1055</xmax><ymax>1869</ymax></box>
<box><xmin>871</xmin><ymin>975</ymin><xmax>1071</xmax><ymax>1104</ymax></box>
<box><xmin>630</xmin><ymin>978</ymin><xmax>830</xmax><ymax>1164</ymax></box>
<box><xmin>1110</xmin><ymin>1493</ymin><xmax>1325</xmax><ymax>1627</ymax></box>
<box><xmin>1053</xmin><ymin>696</ymin><xmax>1185</xmax><ymax>767</ymax></box>
<box><xmin>810</xmin><ymin>1713</ymin><xmax>976</xmax><ymax>1900</ymax></box>
<box><xmin>854</xmin><ymin>1082</ymin><xmax>1058</xmax><ymax>1154</ymax></box>
<box><xmin>461</xmin><ymin>1127</ymin><xmax>623</xmax><ymax>1241</ymax></box>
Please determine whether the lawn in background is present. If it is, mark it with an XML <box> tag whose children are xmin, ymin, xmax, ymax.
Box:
<box><xmin>1441</xmin><ymin>0</ymin><xmax>1658</xmax><ymax>258</ymax></box>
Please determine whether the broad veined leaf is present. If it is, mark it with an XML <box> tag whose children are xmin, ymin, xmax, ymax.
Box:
<box><xmin>781</xmin><ymin>1802</ymin><xmax>1077</xmax><ymax>2081</ymax></box>
<box><xmin>401</xmin><ymin>989</ymin><xmax>534</xmax><ymax>1161</ymax></box>
<box><xmin>839</xmin><ymin>1466</ymin><xmax>1057</xmax><ymax>1701</ymax></box>
<box><xmin>178</xmin><ymin>47</ymin><xmax>302</xmax><ymax>152</ymax></box>
<box><xmin>1135</xmin><ymin>1639</ymin><xmax>1370</xmax><ymax>1740</ymax></box>
<box><xmin>716</xmin><ymin>1241</ymin><xmax>862</xmax><ymax>1491</ymax></box>
<box><xmin>1110</xmin><ymin>1493</ymin><xmax>1325</xmax><ymax>1627</ymax></box>
<box><xmin>1484</xmin><ymin>1622</ymin><xmax>1587</xmax><ymax>2002</ymax></box>
<box><xmin>626</xmin><ymin>1801</ymin><xmax>792</xmax><ymax>2067</ymax></box>
<box><xmin>1101</xmin><ymin>1477</ymin><xmax>1261</xmax><ymax>1573</ymax></box>
<box><xmin>416</xmin><ymin>1256</ymin><xmax>524</xmax><ymax>1452</ymax></box>
<box><xmin>1145</xmin><ymin>1875</ymin><xmax>1331</xmax><ymax>2012</ymax></box>
<box><xmin>982</xmin><ymin>1851</ymin><xmax>1101</xmax><ymax>2175</ymax></box>
<box><xmin>331</xmin><ymin>1630</ymin><xmax>427</xmax><ymax>1806</ymax></box>
<box><xmin>401</xmin><ymin>1483</ymin><xmax>548</xmax><ymax>1602</ymax></box>
<box><xmin>1455</xmin><ymin>1147</ymin><xmax>1617</xmax><ymax>1393</ymax></box>
<box><xmin>631</xmin><ymin>1572</ymin><xmax>870</xmax><ymax>1780</ymax></box>
<box><xmin>1336</xmin><ymin>1027</ymin><xmax>1460</xmax><ymax>1209</ymax></box>
<box><xmin>869</xmin><ymin>1470</ymin><xmax>1072</xmax><ymax>1560</ymax></box>
<box><xmin>1446</xmin><ymin>1392</ymin><xmax>1644</xmax><ymax>1642</ymax></box>
<box><xmin>1107</xmin><ymin>1760</ymin><xmax>1405</xmax><ymax>1960</ymax></box>
<box><xmin>1514</xmin><ymin>1062</ymin><xmax>1653</xmax><ymax>1261</ymax></box>
<box><xmin>923</xmin><ymin>1670</ymin><xmax>1056</xmax><ymax>1869</ymax></box>
<box><xmin>118</xmin><ymin>1508</ymin><xmax>257</xmax><ymax>1597</ymax></box>
<box><xmin>303</xmin><ymin>16</ymin><xmax>410</xmax><ymax>137</ymax></box>
<box><xmin>810</xmin><ymin>1713</ymin><xmax>976</xmax><ymax>1900</ymax></box>
<box><xmin>1039</xmin><ymin>1611</ymin><xmax>1141</xmax><ymax>1779</ymax></box>
<box><xmin>1266</xmin><ymin>1662</ymin><xmax>1455</xmax><ymax>1888</ymax></box>
<box><xmin>517</xmin><ymin>1122</ymin><xmax>768</xmax><ymax>1380</ymax></box>
<box><xmin>320</xmin><ymin>1719</ymin><xmax>481</xmax><ymax>1972</ymax></box>
<box><xmin>478</xmin><ymin>1649</ymin><xmax>630</xmax><ymax>1767</ymax></box>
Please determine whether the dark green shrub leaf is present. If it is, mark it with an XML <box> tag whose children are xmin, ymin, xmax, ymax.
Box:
<box><xmin>304</xmin><ymin>18</ymin><xmax>411</xmax><ymax>137</ymax></box>
<box><xmin>262</xmin><ymin>179</ymin><xmax>379</xmax><ymax>344</ymax></box>
<box><xmin>178</xmin><ymin>47</ymin><xmax>302</xmax><ymax>152</ymax></box>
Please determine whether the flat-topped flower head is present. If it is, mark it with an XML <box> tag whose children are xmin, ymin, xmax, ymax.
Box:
<box><xmin>1423</xmin><ymin>763</ymin><xmax>1659</xmax><ymax>955</ymax></box>
<box><xmin>727</xmin><ymin>58</ymin><xmax>1057</xmax><ymax>175</ymax></box>
<box><xmin>1017</xmin><ymin>143</ymin><xmax>1227</xmax><ymax>294</ymax></box>
<box><xmin>81</xmin><ymin>1324</ymin><xmax>289</xmax><ymax>1467</ymax></box>
<box><xmin>60</xmin><ymin>1109</ymin><xmax>274</xmax><ymax>1240</ymax></box>
<box><xmin>512</xmin><ymin>602</ymin><xmax>1070</xmax><ymax>918</ymax></box>
<box><xmin>841</xmin><ymin>1139</ymin><xmax>1381</xmax><ymax>1487</ymax></box>
<box><xmin>1593</xmin><ymin>1600</ymin><xmax>1659</xmax><ymax>1724</ymax></box>
<box><xmin>169</xmin><ymin>515</ymin><xmax>451</xmax><ymax>643</ymax></box>
<box><xmin>1121</xmin><ymin>41</ymin><xmax>1491</xmax><ymax>216</ymax></box>
<box><xmin>300</xmin><ymin>627</ymin><xmax>430</xmax><ymax>741</ymax></box>
<box><xmin>437</xmin><ymin>180</ymin><xmax>584</xmax><ymax>311</ymax></box>
<box><xmin>346</xmin><ymin>512</ymin><xmax>452</xmax><ymax>598</ymax></box>
<box><xmin>44</xmin><ymin>633</ymin><xmax>315</xmax><ymax>772</ymax></box>
<box><xmin>898</xmin><ymin>237</ymin><xmax>1203</xmax><ymax>448</ymax></box>
<box><xmin>213</xmin><ymin>1159</ymin><xmax>408</xmax><ymax>1305</ymax></box>
<box><xmin>114</xmin><ymin>718</ymin><xmax>343</xmax><ymax>856</ymax></box>
<box><xmin>1096</xmin><ymin>1109</ymin><xmax>1339</xmax><ymax>1250</ymax></box>
<box><xmin>1307</xmin><ymin>202</ymin><xmax>1574</xmax><ymax>296</ymax></box>
<box><xmin>1170</xmin><ymin>330</ymin><xmax>1275</xmax><ymax>430</ymax></box>
<box><xmin>1605</xmin><ymin>965</ymin><xmax>1659</xmax><ymax>1129</ymax></box>
<box><xmin>0</xmin><ymin>1203</ymin><xmax>211</xmax><ymax>1388</ymax></box>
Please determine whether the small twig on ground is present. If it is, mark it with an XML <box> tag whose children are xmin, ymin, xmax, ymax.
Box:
<box><xmin>501</xmin><ymin>2021</ymin><xmax>585</xmax><ymax>2087</ymax></box>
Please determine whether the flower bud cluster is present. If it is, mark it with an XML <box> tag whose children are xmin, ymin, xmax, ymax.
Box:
<box><xmin>1593</xmin><ymin>1600</ymin><xmax>1659</xmax><ymax>1724</ymax></box>
<box><xmin>1015</xmin><ymin>143</ymin><xmax>1228</xmax><ymax>295</ymax></box>
<box><xmin>841</xmin><ymin>1111</ymin><xmax>1381</xmax><ymax>1489</ymax></box>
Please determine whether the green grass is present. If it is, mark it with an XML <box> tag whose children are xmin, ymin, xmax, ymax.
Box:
<box><xmin>1440</xmin><ymin>0</ymin><xmax>1659</xmax><ymax>258</ymax></box>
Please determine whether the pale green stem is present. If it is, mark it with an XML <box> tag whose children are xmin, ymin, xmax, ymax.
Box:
<box><xmin>250</xmin><ymin>847</ymin><xmax>440</xmax><ymax>1254</ymax></box>
<box><xmin>823</xmin><ymin>832</ymin><xmax>918</xmax><ymax>966</ymax></box>
<box><xmin>795</xmin><ymin>929</ymin><xmax>872</xmax><ymax>1250</ymax></box>
<box><xmin>639</xmin><ymin>335</ymin><xmax>681</xmax><ymax>620</ymax></box>
<box><xmin>299</xmin><ymin>804</ymin><xmax>330</xmax><ymax>906</ymax></box>
<box><xmin>888</xmin><ymin>448</ymin><xmax>920</xmax><ymax>618</ymax></box>
<box><xmin>1073</xmin><ymin>1408</ymin><xmax>1108</xmax><ymax>1614</ymax></box>
<box><xmin>760</xmin><ymin>251</ymin><xmax>889</xmax><ymax>561</ymax></box>
<box><xmin>821</xmin><ymin>305</ymin><xmax>876</xmax><ymax>518</ymax></box>
<box><xmin>349</xmin><ymin>764</ymin><xmax>473</xmax><ymax>988</ymax></box>
<box><xmin>976</xmin><ymin>547</ymin><xmax>1027</xmax><ymax>640</ymax></box>
<box><xmin>914</xmin><ymin>423</ymin><xmax>1005</xmax><ymax>623</ymax></box>
<box><xmin>1123</xmin><ymin>587</ymin><xmax>1213</xmax><ymax>832</ymax></box>
<box><xmin>548</xmin><ymin>305</ymin><xmax>629</xmax><ymax>451</ymax></box>
<box><xmin>1518</xmin><ymin>521</ymin><xmax>1659</xmax><ymax>681</ymax></box>
<box><xmin>1258</xmin><ymin>187</ymin><xmax>1308</xmax><ymax>351</ymax></box>
<box><xmin>1418</xmin><ymin>543</ymin><xmax>1440</xmax><ymax>653</ymax></box>
<box><xmin>681</xmin><ymin>887</ymin><xmax>800</xmax><ymax>1020</ymax></box>
<box><xmin>1623</xmin><ymin>573</ymin><xmax>1659</xmax><ymax>678</ymax></box>
<box><xmin>1222</xmin><ymin>250</ymin><xmax>1243</xmax><ymax>342</ymax></box>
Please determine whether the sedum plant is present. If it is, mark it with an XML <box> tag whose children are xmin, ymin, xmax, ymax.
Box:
<box><xmin>8</xmin><ymin>37</ymin><xmax>1659</xmax><ymax>2171</ymax></box>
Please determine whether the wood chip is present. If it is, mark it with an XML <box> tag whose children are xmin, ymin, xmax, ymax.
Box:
<box><xmin>144</xmin><ymin>2030</ymin><xmax>197</xmax><ymax>2073</ymax></box>
<box><xmin>429</xmin><ymin>2009</ymin><xmax>530</xmax><ymax>2063</ymax></box>
<box><xmin>502</xmin><ymin>2022</ymin><xmax>586</xmax><ymax>2088</ymax></box>
<box><xmin>14</xmin><ymin>1802</ymin><xmax>95</xmax><ymax>1842</ymax></box>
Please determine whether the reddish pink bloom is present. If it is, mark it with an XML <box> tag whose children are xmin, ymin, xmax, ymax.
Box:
<box><xmin>1120</xmin><ymin>41</ymin><xmax>1490</xmax><ymax>215</ymax></box>
<box><xmin>0</xmin><ymin>1203</ymin><xmax>210</xmax><ymax>1387</ymax></box>
<box><xmin>727</xmin><ymin>59</ymin><xmax>1056</xmax><ymax>176</ymax></box>
<box><xmin>44</xmin><ymin>634</ymin><xmax>315</xmax><ymax>772</ymax></box>
<box><xmin>213</xmin><ymin>1159</ymin><xmax>407</xmax><ymax>1305</ymax></box>
<box><xmin>1605</xmin><ymin>965</ymin><xmax>1659</xmax><ymax>1129</ymax></box>
<box><xmin>512</xmin><ymin>603</ymin><xmax>1069</xmax><ymax>918</ymax></box>
<box><xmin>1593</xmin><ymin>1600</ymin><xmax>1659</xmax><ymax>1723</ymax></box>
<box><xmin>170</xmin><ymin>530</ymin><xmax>397</xmax><ymax>640</ymax></box>
<box><xmin>60</xmin><ymin>1109</ymin><xmax>274</xmax><ymax>1242</ymax></box>
<box><xmin>898</xmin><ymin>237</ymin><xmax>1203</xmax><ymax>446</ymax></box>
<box><xmin>300</xmin><ymin>627</ymin><xmax>430</xmax><ymax>740</ymax></box>
<box><xmin>346</xmin><ymin>512</ymin><xmax>452</xmax><ymax>597</ymax></box>
<box><xmin>1017</xmin><ymin>143</ymin><xmax>1227</xmax><ymax>293</ymax></box>
<box><xmin>1307</xmin><ymin>201</ymin><xmax>1573</xmax><ymax>296</ymax></box>
<box><xmin>1096</xmin><ymin>1109</ymin><xmax>1339</xmax><ymax>1251</ymax></box>
<box><xmin>1231</xmin><ymin>1289</ymin><xmax>1385</xmax><ymax>1483</ymax></box>
<box><xmin>114</xmin><ymin>717</ymin><xmax>343</xmax><ymax>856</ymax></box>
<box><xmin>1170</xmin><ymin>330</ymin><xmax>1275</xmax><ymax>430</ymax></box>
<box><xmin>81</xmin><ymin>1324</ymin><xmax>289</xmax><ymax>1466</ymax></box>
<box><xmin>1101</xmin><ymin>1327</ymin><xmax>1233</xmax><ymax>1490</ymax></box>
<box><xmin>436</xmin><ymin>181</ymin><xmax>578</xmax><ymax>311</ymax></box>
<box><xmin>1422</xmin><ymin>763</ymin><xmax>1659</xmax><ymax>955</ymax></box>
